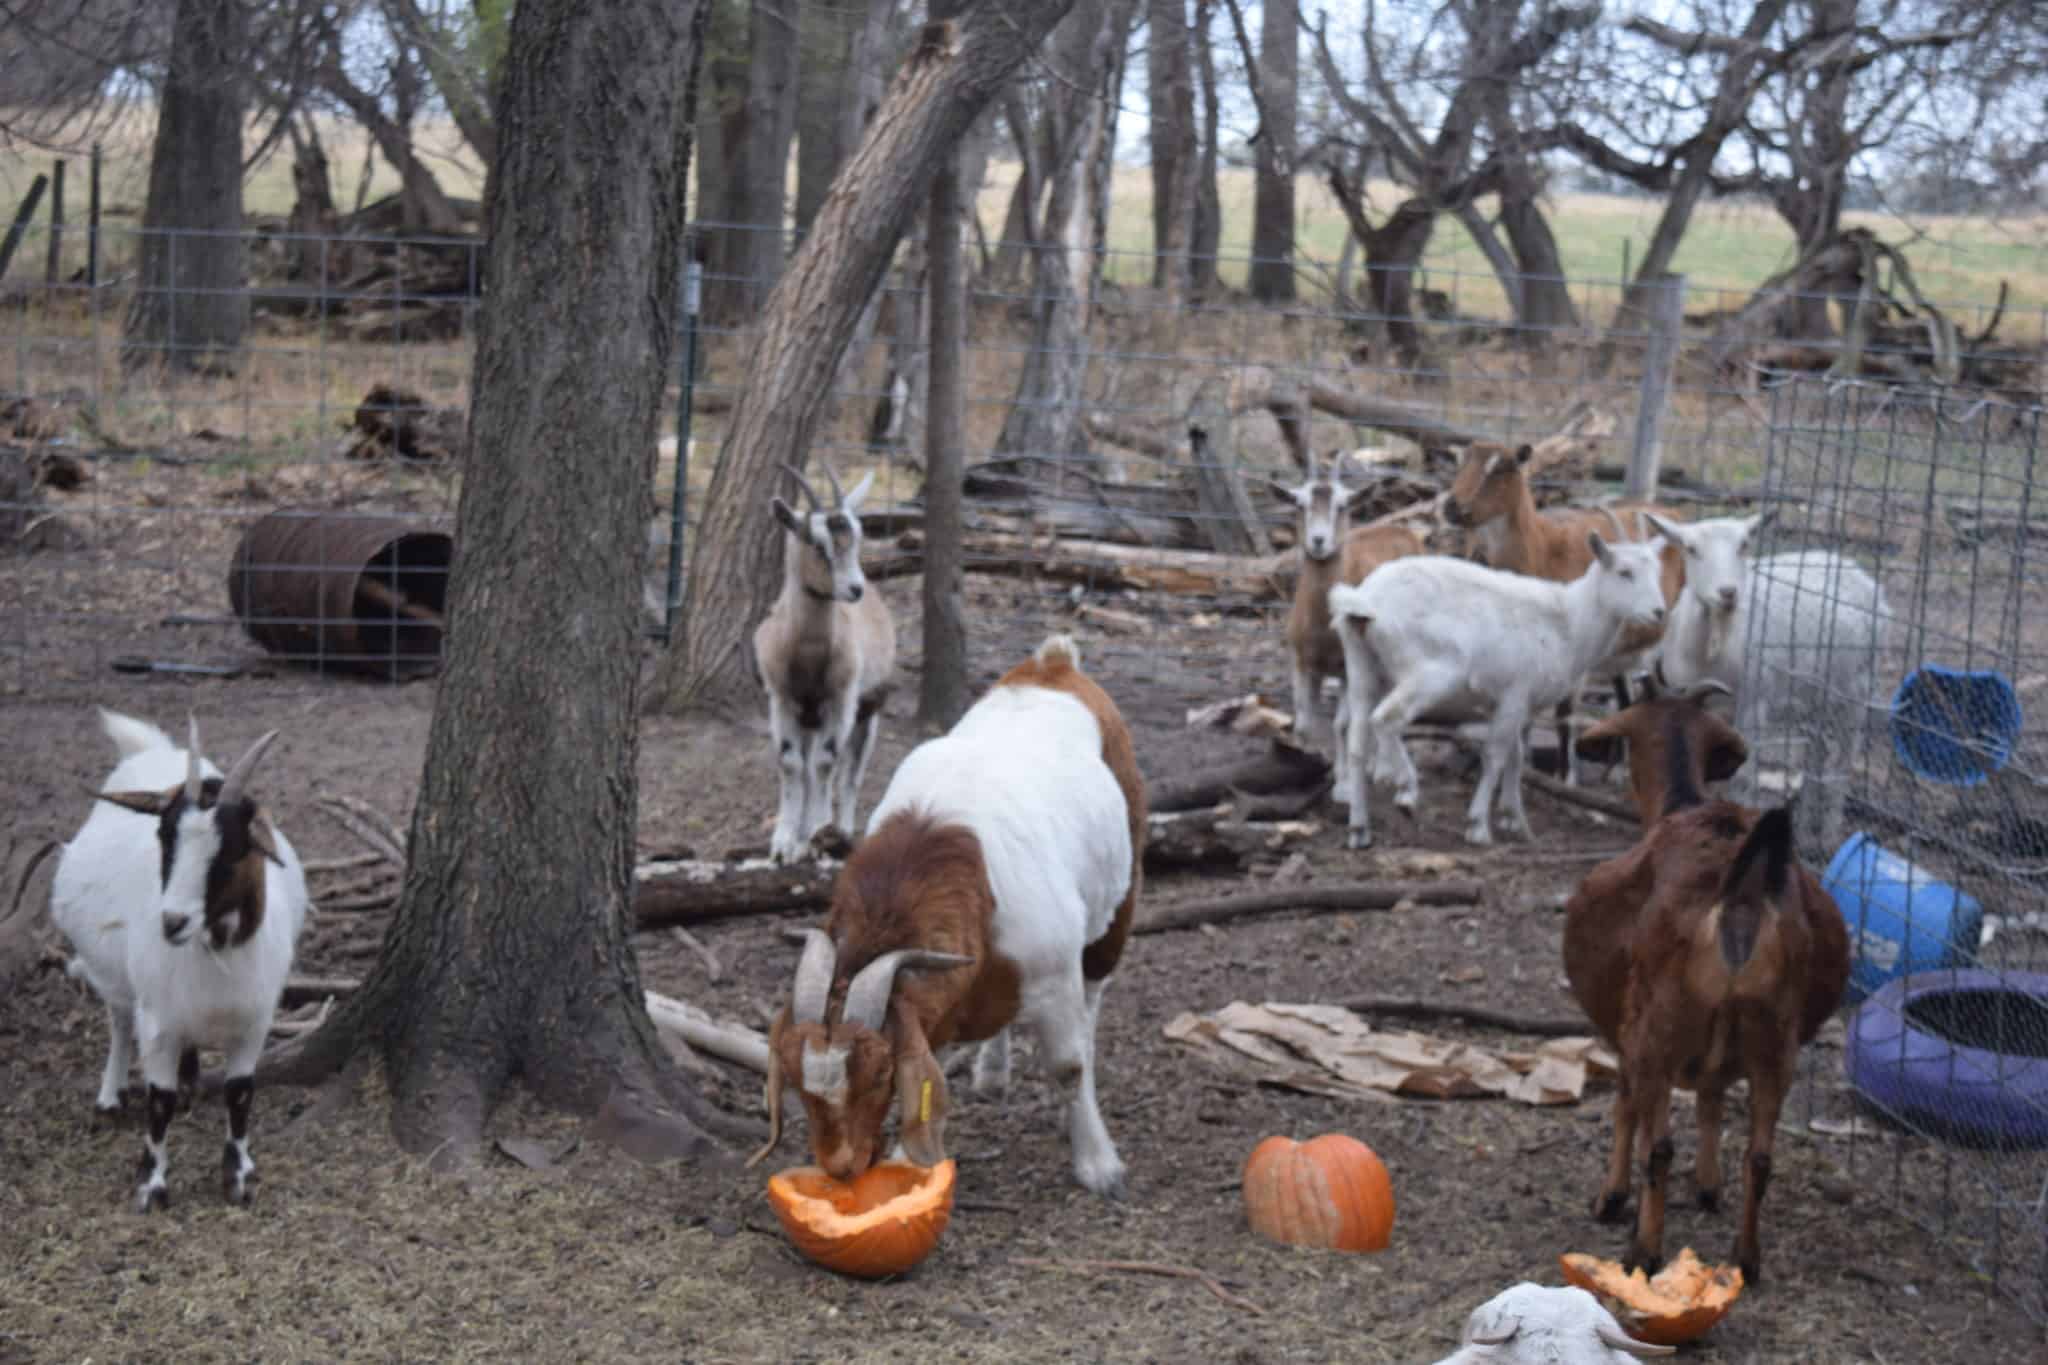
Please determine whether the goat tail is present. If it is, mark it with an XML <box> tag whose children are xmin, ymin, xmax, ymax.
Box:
<box><xmin>6</xmin><ymin>837</ymin><xmax>61</xmax><ymax>929</ymax></box>
<box><xmin>97</xmin><ymin>707</ymin><xmax>174</xmax><ymax>759</ymax></box>
<box><xmin>1034</xmin><ymin>633</ymin><xmax>1082</xmax><ymax>672</ymax></box>
<box><xmin>1716</xmin><ymin>896</ymin><xmax>1765</xmax><ymax>974</ymax></box>
<box><xmin>1714</xmin><ymin>805</ymin><xmax>1796</xmax><ymax>979</ymax></box>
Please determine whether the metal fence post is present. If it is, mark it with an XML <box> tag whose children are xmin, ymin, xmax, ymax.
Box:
<box><xmin>1625</xmin><ymin>271</ymin><xmax>1687</xmax><ymax>500</ymax></box>
<box><xmin>659</xmin><ymin>248</ymin><xmax>704</xmax><ymax>644</ymax></box>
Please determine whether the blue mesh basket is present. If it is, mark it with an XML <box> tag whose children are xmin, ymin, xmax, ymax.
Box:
<box><xmin>1889</xmin><ymin>666</ymin><xmax>2023</xmax><ymax>788</ymax></box>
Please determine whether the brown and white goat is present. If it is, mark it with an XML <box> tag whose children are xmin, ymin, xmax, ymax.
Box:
<box><xmin>749</xmin><ymin>634</ymin><xmax>1145</xmax><ymax>1198</ymax></box>
<box><xmin>1446</xmin><ymin>441</ymin><xmax>1686</xmax><ymax>782</ymax></box>
<box><xmin>752</xmin><ymin>462</ymin><xmax>897</xmax><ymax>863</ymax></box>
<box><xmin>1563</xmin><ymin>682</ymin><xmax>1849</xmax><ymax>1284</ymax></box>
<box><xmin>1269</xmin><ymin>452</ymin><xmax>1426</xmax><ymax>788</ymax></box>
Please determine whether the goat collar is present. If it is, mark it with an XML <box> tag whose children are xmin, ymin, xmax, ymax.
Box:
<box><xmin>802</xmin><ymin>584</ymin><xmax>838</xmax><ymax>604</ymax></box>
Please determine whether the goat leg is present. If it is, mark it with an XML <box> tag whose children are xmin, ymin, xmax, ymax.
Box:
<box><xmin>1625</xmin><ymin>1071</ymin><xmax>1676</xmax><ymax>1275</ymax></box>
<box><xmin>1593</xmin><ymin>1081</ymin><xmax>1634</xmax><ymax>1223</ymax></box>
<box><xmin>1695</xmin><ymin>1083</ymin><xmax>1726</xmax><ymax>1212</ymax></box>
<box><xmin>1734</xmin><ymin>1041</ymin><xmax>1796</xmax><ymax>1287</ymax></box>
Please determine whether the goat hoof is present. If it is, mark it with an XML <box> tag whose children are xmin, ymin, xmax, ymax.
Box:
<box><xmin>1345</xmin><ymin>830</ymin><xmax>1371</xmax><ymax>851</ymax></box>
<box><xmin>1737</xmin><ymin>1253</ymin><xmax>1761</xmax><ymax>1288</ymax></box>
<box><xmin>135</xmin><ymin>1184</ymin><xmax>168</xmax><ymax>1215</ymax></box>
<box><xmin>1593</xmin><ymin>1189</ymin><xmax>1629</xmax><ymax>1223</ymax></box>
<box><xmin>1463</xmin><ymin>825</ymin><xmax>1494</xmax><ymax>847</ymax></box>
<box><xmin>1697</xmin><ymin>1186</ymin><xmax>1721</xmax><ymax>1213</ymax></box>
<box><xmin>1622</xmin><ymin>1246</ymin><xmax>1663</xmax><ymax>1277</ymax></box>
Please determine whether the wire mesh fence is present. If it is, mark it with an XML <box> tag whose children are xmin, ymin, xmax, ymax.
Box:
<box><xmin>1752</xmin><ymin>377</ymin><xmax>2048</xmax><ymax>1328</ymax></box>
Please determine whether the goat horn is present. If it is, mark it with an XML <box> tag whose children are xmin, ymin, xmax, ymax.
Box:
<box><xmin>1680</xmin><ymin>678</ymin><xmax>1734</xmax><ymax>704</ymax></box>
<box><xmin>817</xmin><ymin>458</ymin><xmax>847</xmax><ymax>505</ymax></box>
<box><xmin>217</xmin><ymin>729</ymin><xmax>280</xmax><ymax>810</ymax></box>
<box><xmin>745</xmin><ymin>1034</ymin><xmax>784</xmax><ymax>1169</ymax></box>
<box><xmin>777</xmin><ymin>464</ymin><xmax>821</xmax><ymax>513</ymax></box>
<box><xmin>1467</xmin><ymin>1322</ymin><xmax>1518</xmax><ymax>1346</ymax></box>
<box><xmin>1596</xmin><ymin>1322</ymin><xmax>1674</xmax><ymax>1357</ymax></box>
<box><xmin>785</xmin><ymin>927</ymin><xmax>837</xmax><ymax>1025</ymax></box>
<box><xmin>184</xmin><ymin>715</ymin><xmax>204</xmax><ymax>805</ymax></box>
<box><xmin>841</xmin><ymin>949</ymin><xmax>974</xmax><ymax>1032</ymax></box>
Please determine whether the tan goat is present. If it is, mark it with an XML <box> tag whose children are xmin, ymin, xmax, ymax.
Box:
<box><xmin>752</xmin><ymin>463</ymin><xmax>897</xmax><ymax>864</ymax></box>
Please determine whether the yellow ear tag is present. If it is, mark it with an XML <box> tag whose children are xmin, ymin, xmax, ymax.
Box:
<box><xmin>919</xmin><ymin>1078</ymin><xmax>932</xmax><ymax>1125</ymax></box>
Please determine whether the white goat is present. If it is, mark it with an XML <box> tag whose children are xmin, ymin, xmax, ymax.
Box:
<box><xmin>1433</xmin><ymin>1284</ymin><xmax>1672</xmax><ymax>1364</ymax></box>
<box><xmin>1330</xmin><ymin>534</ymin><xmax>1670</xmax><ymax>849</ymax></box>
<box><xmin>749</xmin><ymin>634</ymin><xmax>1143</xmax><ymax>1198</ymax></box>
<box><xmin>1267</xmin><ymin>451</ymin><xmax>1426</xmax><ymax>794</ymax></box>
<box><xmin>1645</xmin><ymin>510</ymin><xmax>1892</xmax><ymax>852</ymax></box>
<box><xmin>752</xmin><ymin>462</ymin><xmax>898</xmax><ymax>864</ymax></box>
<box><xmin>51</xmin><ymin>710</ymin><xmax>309</xmax><ymax>1211</ymax></box>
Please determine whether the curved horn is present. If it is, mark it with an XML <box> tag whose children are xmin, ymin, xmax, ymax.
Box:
<box><xmin>786</xmin><ymin>927</ymin><xmax>837</xmax><ymax>1024</ymax></box>
<box><xmin>217</xmin><ymin>729</ymin><xmax>280</xmax><ymax>810</ymax></box>
<box><xmin>840</xmin><ymin>949</ymin><xmax>974</xmax><ymax>1031</ymax></box>
<box><xmin>1596</xmin><ymin>1322</ymin><xmax>1674</xmax><ymax>1357</ymax></box>
<box><xmin>816</xmin><ymin>458</ymin><xmax>847</xmax><ymax>504</ymax></box>
<box><xmin>1679</xmin><ymin>678</ymin><xmax>1734</xmax><ymax>705</ymax></box>
<box><xmin>1467</xmin><ymin>1321</ymin><xmax>1518</xmax><ymax>1346</ymax></box>
<box><xmin>1647</xmin><ymin>659</ymin><xmax>1669</xmax><ymax>700</ymax></box>
<box><xmin>777</xmin><ymin>463</ymin><xmax>821</xmax><ymax>513</ymax></box>
<box><xmin>184</xmin><ymin>715</ymin><xmax>204</xmax><ymax>805</ymax></box>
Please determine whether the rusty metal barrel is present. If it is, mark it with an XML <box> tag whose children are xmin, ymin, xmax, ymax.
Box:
<box><xmin>228</xmin><ymin>509</ymin><xmax>453</xmax><ymax>679</ymax></box>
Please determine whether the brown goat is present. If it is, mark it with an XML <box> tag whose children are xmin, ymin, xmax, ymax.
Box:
<box><xmin>1447</xmin><ymin>441</ymin><xmax>1687</xmax><ymax>780</ymax></box>
<box><xmin>750</xmin><ymin>634</ymin><xmax>1144</xmax><ymax>1198</ymax></box>
<box><xmin>1563</xmin><ymin>686</ymin><xmax>1849</xmax><ymax>1285</ymax></box>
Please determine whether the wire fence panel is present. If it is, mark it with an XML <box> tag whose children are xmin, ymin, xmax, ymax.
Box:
<box><xmin>1754</xmin><ymin>378</ymin><xmax>2048</xmax><ymax>1328</ymax></box>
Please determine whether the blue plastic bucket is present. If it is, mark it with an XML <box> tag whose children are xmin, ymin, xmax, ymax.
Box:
<box><xmin>1889</xmin><ymin>665</ymin><xmax>2023</xmax><ymax>788</ymax></box>
<box><xmin>1824</xmin><ymin>832</ymin><xmax>1984</xmax><ymax>1005</ymax></box>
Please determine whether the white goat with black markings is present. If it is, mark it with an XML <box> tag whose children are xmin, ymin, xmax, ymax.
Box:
<box><xmin>51</xmin><ymin>710</ymin><xmax>309</xmax><ymax>1211</ymax></box>
<box><xmin>1645</xmin><ymin>509</ymin><xmax>1892</xmax><ymax>852</ymax></box>
<box><xmin>1330</xmin><ymin>534</ymin><xmax>1670</xmax><ymax>849</ymax></box>
<box><xmin>753</xmin><ymin>462</ymin><xmax>898</xmax><ymax>864</ymax></box>
<box><xmin>1433</xmin><ymin>1284</ymin><xmax>1672</xmax><ymax>1364</ymax></box>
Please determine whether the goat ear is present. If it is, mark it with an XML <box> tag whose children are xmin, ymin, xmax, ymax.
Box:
<box><xmin>1744</xmin><ymin>508</ymin><xmax>1775</xmax><ymax>543</ymax></box>
<box><xmin>1513</xmin><ymin>443</ymin><xmax>1534</xmax><ymax>466</ymax></box>
<box><xmin>771</xmin><ymin>497</ymin><xmax>807</xmax><ymax>539</ymax></box>
<box><xmin>97</xmin><ymin>788</ymin><xmax>171</xmax><ymax>816</ymax></box>
<box><xmin>1641</xmin><ymin>511</ymin><xmax>1683</xmax><ymax>546</ymax></box>
<box><xmin>893</xmin><ymin>1051</ymin><xmax>948</xmax><ymax>1167</ymax></box>
<box><xmin>1267</xmin><ymin>478</ymin><xmax>1305</xmax><ymax>507</ymax></box>
<box><xmin>248</xmin><ymin>812</ymin><xmax>286</xmax><ymax>867</ymax></box>
<box><xmin>1703</xmin><ymin>717</ymin><xmax>1750</xmax><ymax>783</ymax></box>
<box><xmin>1726</xmin><ymin>806</ymin><xmax>1795</xmax><ymax>903</ymax></box>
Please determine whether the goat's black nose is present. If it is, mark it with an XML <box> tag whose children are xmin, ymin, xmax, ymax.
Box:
<box><xmin>846</xmin><ymin>583</ymin><xmax>864</xmax><ymax>601</ymax></box>
<box><xmin>1719</xmin><ymin>587</ymin><xmax>1738</xmax><ymax>608</ymax></box>
<box><xmin>161</xmin><ymin>913</ymin><xmax>190</xmax><ymax>941</ymax></box>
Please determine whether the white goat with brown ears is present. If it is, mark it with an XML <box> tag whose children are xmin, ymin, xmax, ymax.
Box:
<box><xmin>752</xmin><ymin>462</ymin><xmax>897</xmax><ymax>864</ymax></box>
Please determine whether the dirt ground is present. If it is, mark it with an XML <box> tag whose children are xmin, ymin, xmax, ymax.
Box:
<box><xmin>4</xmin><ymin>466</ymin><xmax>2046</xmax><ymax>1364</ymax></box>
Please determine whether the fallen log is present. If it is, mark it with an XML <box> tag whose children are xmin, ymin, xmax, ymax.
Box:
<box><xmin>1145</xmin><ymin>807</ymin><xmax>1320</xmax><ymax>871</ymax></box>
<box><xmin>1137</xmin><ymin>880</ymin><xmax>1484</xmax><ymax>934</ymax></box>
<box><xmin>1525</xmin><ymin>772</ymin><xmax>1639</xmax><ymax>824</ymax></box>
<box><xmin>878</xmin><ymin>528</ymin><xmax>1295</xmax><ymax>602</ymax></box>
<box><xmin>633</xmin><ymin>855</ymin><xmax>843</xmax><ymax>929</ymax></box>
<box><xmin>1151</xmin><ymin>740</ymin><xmax>1331</xmax><ymax>813</ymax></box>
<box><xmin>644</xmin><ymin>989</ymin><xmax>770</xmax><ymax>1073</ymax></box>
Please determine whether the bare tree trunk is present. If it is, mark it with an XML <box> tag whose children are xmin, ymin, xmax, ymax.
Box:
<box><xmin>1497</xmin><ymin>185</ymin><xmax>1578</xmax><ymax>331</ymax></box>
<box><xmin>649</xmin><ymin>0</ymin><xmax>1082</xmax><ymax>717</ymax></box>
<box><xmin>264</xmin><ymin>0</ymin><xmax>741</xmax><ymax>1158</ymax></box>
<box><xmin>1189</xmin><ymin>0</ymin><xmax>1222</xmax><ymax>297</ymax></box>
<box><xmin>992</xmin><ymin>0</ymin><xmax>1134</xmax><ymax>464</ymax></box>
<box><xmin>990</xmin><ymin>89</ymin><xmax>1050</xmax><ymax>286</ymax></box>
<box><xmin>124</xmin><ymin>0</ymin><xmax>246</xmax><ymax>372</ymax></box>
<box><xmin>717</xmin><ymin>0</ymin><xmax>801</xmax><ymax>319</ymax></box>
<box><xmin>697</xmin><ymin>0</ymin><xmax>749</xmax><ymax>314</ymax></box>
<box><xmin>1147</xmin><ymin>0</ymin><xmax>1195</xmax><ymax>301</ymax></box>
<box><xmin>920</xmin><ymin>0</ymin><xmax>971</xmax><ymax>734</ymax></box>
<box><xmin>313</xmin><ymin>23</ymin><xmax>467</xmax><ymax>236</ymax></box>
<box><xmin>795</xmin><ymin>0</ymin><xmax>892</xmax><ymax>235</ymax></box>
<box><xmin>1246</xmin><ymin>0</ymin><xmax>1296</xmax><ymax>302</ymax></box>
<box><xmin>1326</xmin><ymin>167</ymin><xmax>1434</xmax><ymax>370</ymax></box>
<box><xmin>285</xmin><ymin>119</ymin><xmax>341</xmax><ymax>290</ymax></box>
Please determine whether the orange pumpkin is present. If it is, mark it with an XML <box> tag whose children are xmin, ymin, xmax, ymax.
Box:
<box><xmin>1241</xmin><ymin>1134</ymin><xmax>1395</xmax><ymax>1253</ymax></box>
<box><xmin>766</xmin><ymin>1159</ymin><xmax>956</xmax><ymax>1279</ymax></box>
<box><xmin>1559</xmin><ymin>1247</ymin><xmax>1745</xmax><ymax>1345</ymax></box>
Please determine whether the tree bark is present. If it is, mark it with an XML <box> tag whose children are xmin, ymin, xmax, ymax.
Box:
<box><xmin>311</xmin><ymin>19</ymin><xmax>468</xmax><ymax>236</ymax></box>
<box><xmin>992</xmin><ymin>0</ymin><xmax>1135</xmax><ymax>466</ymax></box>
<box><xmin>123</xmin><ymin>0</ymin><xmax>246</xmax><ymax>371</ymax></box>
<box><xmin>697</xmin><ymin>0</ymin><xmax>748</xmax><ymax>307</ymax></box>
<box><xmin>265</xmin><ymin>0</ymin><xmax>737</xmax><ymax>1158</ymax></box>
<box><xmin>920</xmin><ymin>1</ymin><xmax>971</xmax><ymax>733</ymax></box>
<box><xmin>1246</xmin><ymin>0</ymin><xmax>1296</xmax><ymax>301</ymax></box>
<box><xmin>795</xmin><ymin>0</ymin><xmax>892</xmax><ymax>235</ymax></box>
<box><xmin>716</xmin><ymin>0</ymin><xmax>801</xmax><ymax>319</ymax></box>
<box><xmin>649</xmin><ymin>0</ymin><xmax>1081</xmax><ymax>718</ymax></box>
<box><xmin>1188</xmin><ymin>0</ymin><xmax>1222</xmax><ymax>297</ymax></box>
<box><xmin>1147</xmin><ymin>0</ymin><xmax>1196</xmax><ymax>302</ymax></box>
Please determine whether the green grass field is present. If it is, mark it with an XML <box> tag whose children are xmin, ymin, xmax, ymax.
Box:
<box><xmin>5</xmin><ymin>107</ymin><xmax>2042</xmax><ymax>327</ymax></box>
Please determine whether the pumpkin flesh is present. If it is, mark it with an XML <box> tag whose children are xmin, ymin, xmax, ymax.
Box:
<box><xmin>1242</xmin><ymin>1134</ymin><xmax>1395</xmax><ymax>1253</ymax></box>
<box><xmin>1559</xmin><ymin>1247</ymin><xmax>1744</xmax><ymax>1345</ymax></box>
<box><xmin>767</xmin><ymin>1159</ymin><xmax>956</xmax><ymax>1279</ymax></box>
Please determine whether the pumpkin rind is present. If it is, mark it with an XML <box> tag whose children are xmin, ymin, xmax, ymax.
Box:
<box><xmin>767</xmin><ymin>1159</ymin><xmax>956</xmax><ymax>1279</ymax></box>
<box><xmin>1559</xmin><ymin>1247</ymin><xmax>1744</xmax><ymax>1345</ymax></box>
<box><xmin>1242</xmin><ymin>1134</ymin><xmax>1395</xmax><ymax>1252</ymax></box>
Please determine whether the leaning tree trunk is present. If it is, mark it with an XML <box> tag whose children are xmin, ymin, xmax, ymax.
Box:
<box><xmin>1327</xmin><ymin>166</ymin><xmax>1435</xmax><ymax>371</ymax></box>
<box><xmin>1497</xmin><ymin>185</ymin><xmax>1578</xmax><ymax>332</ymax></box>
<box><xmin>650</xmin><ymin>0</ymin><xmax>1081</xmax><ymax>718</ymax></box>
<box><xmin>266</xmin><ymin>0</ymin><xmax>740</xmax><ymax>1157</ymax></box>
<box><xmin>123</xmin><ymin>0</ymin><xmax>246</xmax><ymax>372</ymax></box>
